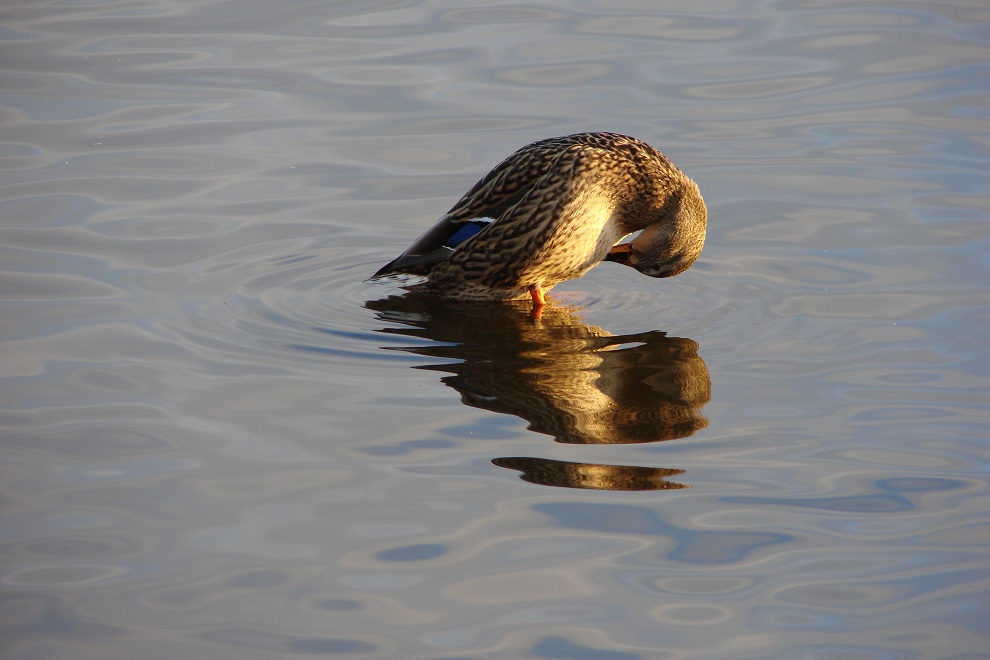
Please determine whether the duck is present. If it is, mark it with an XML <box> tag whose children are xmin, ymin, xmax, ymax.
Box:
<box><xmin>372</xmin><ymin>132</ymin><xmax>706</xmax><ymax>312</ymax></box>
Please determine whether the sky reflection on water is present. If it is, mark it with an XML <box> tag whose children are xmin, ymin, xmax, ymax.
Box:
<box><xmin>1</xmin><ymin>0</ymin><xmax>988</xmax><ymax>658</ymax></box>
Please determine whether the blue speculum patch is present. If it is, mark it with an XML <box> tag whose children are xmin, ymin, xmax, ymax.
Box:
<box><xmin>446</xmin><ymin>220</ymin><xmax>491</xmax><ymax>248</ymax></box>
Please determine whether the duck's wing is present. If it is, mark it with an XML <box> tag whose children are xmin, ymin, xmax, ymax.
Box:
<box><xmin>372</xmin><ymin>215</ymin><xmax>491</xmax><ymax>278</ymax></box>
<box><xmin>373</xmin><ymin>136</ymin><xmax>581</xmax><ymax>279</ymax></box>
<box><xmin>445</xmin><ymin>135</ymin><xmax>585</xmax><ymax>222</ymax></box>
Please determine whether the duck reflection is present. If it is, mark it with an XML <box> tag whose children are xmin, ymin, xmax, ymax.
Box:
<box><xmin>492</xmin><ymin>458</ymin><xmax>688</xmax><ymax>491</ymax></box>
<box><xmin>366</xmin><ymin>294</ymin><xmax>710</xmax><ymax>490</ymax></box>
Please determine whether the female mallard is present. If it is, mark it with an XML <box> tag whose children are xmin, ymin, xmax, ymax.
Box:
<box><xmin>372</xmin><ymin>132</ymin><xmax>706</xmax><ymax>310</ymax></box>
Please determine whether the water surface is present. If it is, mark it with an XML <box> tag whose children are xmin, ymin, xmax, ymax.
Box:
<box><xmin>2</xmin><ymin>1</ymin><xmax>988</xmax><ymax>658</ymax></box>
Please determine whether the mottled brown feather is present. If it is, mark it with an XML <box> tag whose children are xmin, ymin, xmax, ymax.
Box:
<box><xmin>374</xmin><ymin>132</ymin><xmax>707</xmax><ymax>301</ymax></box>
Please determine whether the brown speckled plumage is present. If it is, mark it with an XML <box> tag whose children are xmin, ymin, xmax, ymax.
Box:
<box><xmin>373</xmin><ymin>132</ymin><xmax>707</xmax><ymax>302</ymax></box>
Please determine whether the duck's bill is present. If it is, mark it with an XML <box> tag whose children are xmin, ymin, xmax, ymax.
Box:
<box><xmin>605</xmin><ymin>242</ymin><xmax>632</xmax><ymax>265</ymax></box>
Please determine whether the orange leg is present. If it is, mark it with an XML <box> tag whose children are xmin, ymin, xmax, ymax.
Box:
<box><xmin>528</xmin><ymin>285</ymin><xmax>545</xmax><ymax>320</ymax></box>
<box><xmin>528</xmin><ymin>285</ymin><xmax>545</xmax><ymax>307</ymax></box>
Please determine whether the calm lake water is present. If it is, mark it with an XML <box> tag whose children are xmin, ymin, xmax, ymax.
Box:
<box><xmin>2</xmin><ymin>1</ymin><xmax>988</xmax><ymax>658</ymax></box>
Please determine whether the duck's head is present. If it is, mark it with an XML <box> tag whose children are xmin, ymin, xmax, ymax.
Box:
<box><xmin>607</xmin><ymin>179</ymin><xmax>707</xmax><ymax>278</ymax></box>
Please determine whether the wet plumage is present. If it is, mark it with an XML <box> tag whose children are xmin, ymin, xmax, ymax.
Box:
<box><xmin>372</xmin><ymin>132</ymin><xmax>707</xmax><ymax>305</ymax></box>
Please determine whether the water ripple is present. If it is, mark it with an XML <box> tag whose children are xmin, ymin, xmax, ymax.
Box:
<box><xmin>1</xmin><ymin>0</ymin><xmax>987</xmax><ymax>657</ymax></box>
